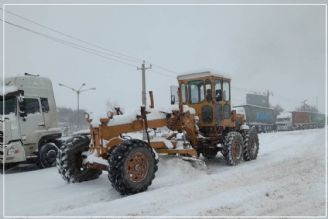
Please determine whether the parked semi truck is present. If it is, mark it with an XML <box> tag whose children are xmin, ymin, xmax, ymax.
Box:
<box><xmin>276</xmin><ymin>111</ymin><xmax>325</xmax><ymax>131</ymax></box>
<box><xmin>1</xmin><ymin>74</ymin><xmax>62</xmax><ymax>168</ymax></box>
<box><xmin>233</xmin><ymin>104</ymin><xmax>276</xmax><ymax>132</ymax></box>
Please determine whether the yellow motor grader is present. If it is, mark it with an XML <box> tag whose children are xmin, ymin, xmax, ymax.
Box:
<box><xmin>56</xmin><ymin>71</ymin><xmax>259</xmax><ymax>195</ymax></box>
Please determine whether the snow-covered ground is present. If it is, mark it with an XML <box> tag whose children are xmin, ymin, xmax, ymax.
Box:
<box><xmin>0</xmin><ymin>129</ymin><xmax>326</xmax><ymax>217</ymax></box>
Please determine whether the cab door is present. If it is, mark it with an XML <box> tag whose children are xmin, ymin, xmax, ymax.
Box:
<box><xmin>188</xmin><ymin>80</ymin><xmax>214</xmax><ymax>126</ymax></box>
<box><xmin>201</xmin><ymin>79</ymin><xmax>214</xmax><ymax>125</ymax></box>
<box><xmin>19</xmin><ymin>97</ymin><xmax>46</xmax><ymax>145</ymax></box>
<box><xmin>214</xmin><ymin>79</ymin><xmax>231</xmax><ymax>125</ymax></box>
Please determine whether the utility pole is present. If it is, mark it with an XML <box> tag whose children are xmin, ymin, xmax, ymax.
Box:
<box><xmin>137</xmin><ymin>60</ymin><xmax>152</xmax><ymax>106</ymax></box>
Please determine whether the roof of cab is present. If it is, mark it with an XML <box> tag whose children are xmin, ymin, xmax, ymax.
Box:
<box><xmin>177</xmin><ymin>71</ymin><xmax>230</xmax><ymax>81</ymax></box>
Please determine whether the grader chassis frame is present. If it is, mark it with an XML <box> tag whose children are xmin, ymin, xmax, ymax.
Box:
<box><xmin>57</xmin><ymin>71</ymin><xmax>260</xmax><ymax>195</ymax></box>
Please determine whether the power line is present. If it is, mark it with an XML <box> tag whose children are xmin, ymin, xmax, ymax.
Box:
<box><xmin>1</xmin><ymin>7</ymin><xmax>180</xmax><ymax>77</ymax></box>
<box><xmin>152</xmin><ymin>70</ymin><xmax>177</xmax><ymax>79</ymax></box>
<box><xmin>1</xmin><ymin>17</ymin><xmax>179</xmax><ymax>80</ymax></box>
<box><xmin>1</xmin><ymin>18</ymin><xmax>138</xmax><ymax>68</ymax></box>
<box><xmin>0</xmin><ymin>16</ymin><xmax>305</xmax><ymax>107</ymax></box>
<box><xmin>0</xmin><ymin>7</ymin><xmax>142</xmax><ymax>64</ymax></box>
<box><xmin>152</xmin><ymin>64</ymin><xmax>178</xmax><ymax>76</ymax></box>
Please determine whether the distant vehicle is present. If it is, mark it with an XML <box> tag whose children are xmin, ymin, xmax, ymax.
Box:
<box><xmin>276</xmin><ymin>111</ymin><xmax>325</xmax><ymax>131</ymax></box>
<box><xmin>233</xmin><ymin>104</ymin><xmax>276</xmax><ymax>132</ymax></box>
<box><xmin>276</xmin><ymin>112</ymin><xmax>293</xmax><ymax>131</ymax></box>
<box><xmin>0</xmin><ymin>74</ymin><xmax>62</xmax><ymax>168</ymax></box>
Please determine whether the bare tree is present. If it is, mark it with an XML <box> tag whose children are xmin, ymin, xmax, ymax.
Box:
<box><xmin>296</xmin><ymin>101</ymin><xmax>318</xmax><ymax>112</ymax></box>
<box><xmin>272</xmin><ymin>104</ymin><xmax>284</xmax><ymax>116</ymax></box>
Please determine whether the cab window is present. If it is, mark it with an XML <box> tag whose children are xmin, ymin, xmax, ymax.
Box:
<box><xmin>222</xmin><ymin>81</ymin><xmax>230</xmax><ymax>101</ymax></box>
<box><xmin>41</xmin><ymin>98</ymin><xmax>50</xmax><ymax>112</ymax></box>
<box><xmin>180</xmin><ymin>83</ymin><xmax>187</xmax><ymax>104</ymax></box>
<box><xmin>189</xmin><ymin>80</ymin><xmax>204</xmax><ymax>104</ymax></box>
<box><xmin>24</xmin><ymin>98</ymin><xmax>40</xmax><ymax>114</ymax></box>
<box><xmin>205</xmin><ymin>80</ymin><xmax>212</xmax><ymax>102</ymax></box>
<box><xmin>215</xmin><ymin>80</ymin><xmax>222</xmax><ymax>101</ymax></box>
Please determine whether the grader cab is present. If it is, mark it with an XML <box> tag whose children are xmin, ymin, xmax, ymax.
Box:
<box><xmin>177</xmin><ymin>72</ymin><xmax>234</xmax><ymax>129</ymax></box>
<box><xmin>57</xmin><ymin>71</ymin><xmax>259</xmax><ymax>195</ymax></box>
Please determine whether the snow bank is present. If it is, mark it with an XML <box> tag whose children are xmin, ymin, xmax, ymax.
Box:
<box><xmin>2</xmin><ymin>129</ymin><xmax>325</xmax><ymax>216</ymax></box>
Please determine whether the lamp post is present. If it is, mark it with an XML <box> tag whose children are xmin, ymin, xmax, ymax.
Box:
<box><xmin>58</xmin><ymin>82</ymin><xmax>96</xmax><ymax>130</ymax></box>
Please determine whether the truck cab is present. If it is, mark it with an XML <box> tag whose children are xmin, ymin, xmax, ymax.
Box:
<box><xmin>177</xmin><ymin>71</ymin><xmax>236</xmax><ymax>135</ymax></box>
<box><xmin>276</xmin><ymin>112</ymin><xmax>292</xmax><ymax>131</ymax></box>
<box><xmin>1</xmin><ymin>74</ymin><xmax>61</xmax><ymax>168</ymax></box>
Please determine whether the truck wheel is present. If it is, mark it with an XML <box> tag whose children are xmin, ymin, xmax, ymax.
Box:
<box><xmin>39</xmin><ymin>143</ymin><xmax>58</xmax><ymax>168</ymax></box>
<box><xmin>56</xmin><ymin>135</ymin><xmax>102</xmax><ymax>183</ymax></box>
<box><xmin>108</xmin><ymin>139</ymin><xmax>158</xmax><ymax>195</ymax></box>
<box><xmin>223</xmin><ymin>131</ymin><xmax>243</xmax><ymax>166</ymax></box>
<box><xmin>242</xmin><ymin>126</ymin><xmax>259</xmax><ymax>161</ymax></box>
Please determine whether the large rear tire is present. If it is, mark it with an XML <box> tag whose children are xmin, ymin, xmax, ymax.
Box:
<box><xmin>56</xmin><ymin>135</ymin><xmax>102</xmax><ymax>183</ymax></box>
<box><xmin>108</xmin><ymin>139</ymin><xmax>158</xmax><ymax>195</ymax></box>
<box><xmin>242</xmin><ymin>126</ymin><xmax>259</xmax><ymax>161</ymax></box>
<box><xmin>222</xmin><ymin>131</ymin><xmax>243</xmax><ymax>166</ymax></box>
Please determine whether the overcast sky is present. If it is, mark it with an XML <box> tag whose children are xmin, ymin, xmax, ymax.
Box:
<box><xmin>1</xmin><ymin>4</ymin><xmax>326</xmax><ymax>118</ymax></box>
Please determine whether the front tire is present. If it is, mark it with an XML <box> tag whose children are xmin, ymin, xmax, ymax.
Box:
<box><xmin>56</xmin><ymin>135</ymin><xmax>102</xmax><ymax>183</ymax></box>
<box><xmin>222</xmin><ymin>131</ymin><xmax>243</xmax><ymax>166</ymax></box>
<box><xmin>108</xmin><ymin>139</ymin><xmax>158</xmax><ymax>195</ymax></box>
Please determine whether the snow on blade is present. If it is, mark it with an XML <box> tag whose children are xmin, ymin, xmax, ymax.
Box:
<box><xmin>82</xmin><ymin>151</ymin><xmax>109</xmax><ymax>166</ymax></box>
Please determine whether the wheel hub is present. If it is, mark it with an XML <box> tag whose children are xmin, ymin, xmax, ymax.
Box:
<box><xmin>250</xmin><ymin>140</ymin><xmax>258</xmax><ymax>155</ymax></box>
<box><xmin>232</xmin><ymin>141</ymin><xmax>241</xmax><ymax>159</ymax></box>
<box><xmin>127</xmin><ymin>152</ymin><xmax>149</xmax><ymax>182</ymax></box>
<box><xmin>46</xmin><ymin>150</ymin><xmax>56</xmax><ymax>160</ymax></box>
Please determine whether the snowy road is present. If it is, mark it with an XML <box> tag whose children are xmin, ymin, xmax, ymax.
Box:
<box><xmin>1</xmin><ymin>129</ymin><xmax>326</xmax><ymax>217</ymax></box>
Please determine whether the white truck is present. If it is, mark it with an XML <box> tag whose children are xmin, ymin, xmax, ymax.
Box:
<box><xmin>1</xmin><ymin>74</ymin><xmax>62</xmax><ymax>168</ymax></box>
<box><xmin>276</xmin><ymin>112</ymin><xmax>293</xmax><ymax>131</ymax></box>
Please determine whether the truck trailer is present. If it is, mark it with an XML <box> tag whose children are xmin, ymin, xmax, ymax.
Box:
<box><xmin>233</xmin><ymin>104</ymin><xmax>276</xmax><ymax>132</ymax></box>
<box><xmin>276</xmin><ymin>111</ymin><xmax>325</xmax><ymax>131</ymax></box>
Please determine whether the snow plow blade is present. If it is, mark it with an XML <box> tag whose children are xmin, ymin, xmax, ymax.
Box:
<box><xmin>181</xmin><ymin>156</ymin><xmax>207</xmax><ymax>170</ymax></box>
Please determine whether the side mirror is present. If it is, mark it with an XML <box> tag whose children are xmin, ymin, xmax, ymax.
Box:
<box><xmin>171</xmin><ymin>95</ymin><xmax>175</xmax><ymax>105</ymax></box>
<box><xmin>170</xmin><ymin>85</ymin><xmax>179</xmax><ymax>105</ymax></box>
<box><xmin>17</xmin><ymin>96</ymin><xmax>27</xmax><ymax>119</ymax></box>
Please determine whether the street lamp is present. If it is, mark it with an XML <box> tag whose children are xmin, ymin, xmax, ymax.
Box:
<box><xmin>58</xmin><ymin>82</ymin><xmax>96</xmax><ymax>130</ymax></box>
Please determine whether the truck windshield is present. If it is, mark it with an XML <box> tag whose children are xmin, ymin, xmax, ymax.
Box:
<box><xmin>0</xmin><ymin>96</ymin><xmax>17</xmax><ymax>115</ymax></box>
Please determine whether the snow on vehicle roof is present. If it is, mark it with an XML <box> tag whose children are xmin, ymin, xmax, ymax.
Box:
<box><xmin>277</xmin><ymin>112</ymin><xmax>292</xmax><ymax>119</ymax></box>
<box><xmin>0</xmin><ymin>85</ymin><xmax>18</xmax><ymax>96</ymax></box>
<box><xmin>177</xmin><ymin>71</ymin><xmax>231</xmax><ymax>80</ymax></box>
<box><xmin>234</xmin><ymin>104</ymin><xmax>274</xmax><ymax>110</ymax></box>
<box><xmin>232</xmin><ymin>107</ymin><xmax>246</xmax><ymax>115</ymax></box>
